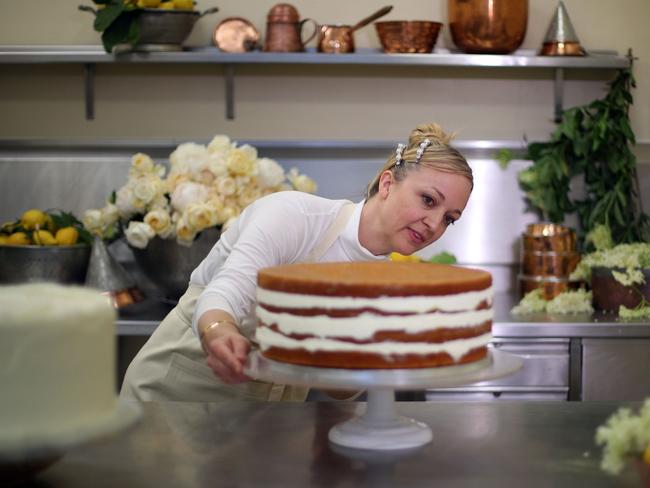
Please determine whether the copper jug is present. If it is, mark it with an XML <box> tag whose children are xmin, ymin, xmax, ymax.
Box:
<box><xmin>448</xmin><ymin>0</ymin><xmax>528</xmax><ymax>54</ymax></box>
<box><xmin>264</xmin><ymin>3</ymin><xmax>318</xmax><ymax>52</ymax></box>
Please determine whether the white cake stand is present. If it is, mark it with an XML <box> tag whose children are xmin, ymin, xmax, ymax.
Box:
<box><xmin>245</xmin><ymin>349</ymin><xmax>523</xmax><ymax>451</ymax></box>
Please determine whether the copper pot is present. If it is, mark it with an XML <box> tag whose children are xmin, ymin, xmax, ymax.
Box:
<box><xmin>264</xmin><ymin>3</ymin><xmax>318</xmax><ymax>52</ymax></box>
<box><xmin>318</xmin><ymin>5</ymin><xmax>393</xmax><ymax>54</ymax></box>
<box><xmin>448</xmin><ymin>0</ymin><xmax>528</xmax><ymax>54</ymax></box>
<box><xmin>375</xmin><ymin>21</ymin><xmax>442</xmax><ymax>53</ymax></box>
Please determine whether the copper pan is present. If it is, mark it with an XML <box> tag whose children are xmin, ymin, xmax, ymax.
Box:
<box><xmin>318</xmin><ymin>5</ymin><xmax>393</xmax><ymax>54</ymax></box>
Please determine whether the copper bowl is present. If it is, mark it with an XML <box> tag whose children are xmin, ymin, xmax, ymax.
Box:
<box><xmin>375</xmin><ymin>21</ymin><xmax>443</xmax><ymax>53</ymax></box>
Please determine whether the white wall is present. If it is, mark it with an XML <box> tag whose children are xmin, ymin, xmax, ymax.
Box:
<box><xmin>0</xmin><ymin>0</ymin><xmax>648</xmax><ymax>144</ymax></box>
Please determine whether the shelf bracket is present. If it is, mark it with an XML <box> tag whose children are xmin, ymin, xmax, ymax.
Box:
<box><xmin>225</xmin><ymin>64</ymin><xmax>235</xmax><ymax>120</ymax></box>
<box><xmin>553</xmin><ymin>68</ymin><xmax>564</xmax><ymax>123</ymax></box>
<box><xmin>84</xmin><ymin>63</ymin><xmax>95</xmax><ymax>121</ymax></box>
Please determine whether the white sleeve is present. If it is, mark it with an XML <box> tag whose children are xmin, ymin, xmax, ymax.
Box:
<box><xmin>191</xmin><ymin>194</ymin><xmax>319</xmax><ymax>335</ymax></box>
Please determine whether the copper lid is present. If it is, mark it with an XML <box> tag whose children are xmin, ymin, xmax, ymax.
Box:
<box><xmin>267</xmin><ymin>3</ymin><xmax>300</xmax><ymax>23</ymax></box>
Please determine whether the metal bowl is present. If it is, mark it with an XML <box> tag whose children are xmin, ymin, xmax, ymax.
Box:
<box><xmin>375</xmin><ymin>21</ymin><xmax>443</xmax><ymax>53</ymax></box>
<box><xmin>0</xmin><ymin>244</ymin><xmax>91</xmax><ymax>284</ymax></box>
<box><xmin>129</xmin><ymin>227</ymin><xmax>221</xmax><ymax>300</ymax></box>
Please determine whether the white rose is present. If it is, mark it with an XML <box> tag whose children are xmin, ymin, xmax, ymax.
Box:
<box><xmin>83</xmin><ymin>209</ymin><xmax>104</xmax><ymax>234</ymax></box>
<box><xmin>227</xmin><ymin>145</ymin><xmax>257</xmax><ymax>176</ymax></box>
<box><xmin>207</xmin><ymin>135</ymin><xmax>232</xmax><ymax>157</ymax></box>
<box><xmin>217</xmin><ymin>176</ymin><xmax>237</xmax><ymax>197</ymax></box>
<box><xmin>206</xmin><ymin>152</ymin><xmax>229</xmax><ymax>177</ymax></box>
<box><xmin>115</xmin><ymin>184</ymin><xmax>139</xmax><ymax>219</ymax></box>
<box><xmin>170</xmin><ymin>142</ymin><xmax>209</xmax><ymax>177</ymax></box>
<box><xmin>217</xmin><ymin>205</ymin><xmax>239</xmax><ymax>224</ymax></box>
<box><xmin>144</xmin><ymin>209</ymin><xmax>173</xmax><ymax>238</ymax></box>
<box><xmin>125</xmin><ymin>221</ymin><xmax>155</xmax><ymax>249</ymax></box>
<box><xmin>175</xmin><ymin>217</ymin><xmax>197</xmax><ymax>247</ymax></box>
<box><xmin>185</xmin><ymin>202</ymin><xmax>218</xmax><ymax>231</ymax></box>
<box><xmin>148</xmin><ymin>195</ymin><xmax>171</xmax><ymax>213</ymax></box>
<box><xmin>171</xmin><ymin>181</ymin><xmax>210</xmax><ymax>213</ymax></box>
<box><xmin>222</xmin><ymin>216</ymin><xmax>238</xmax><ymax>231</ymax></box>
<box><xmin>101</xmin><ymin>203</ymin><xmax>119</xmax><ymax>226</ymax></box>
<box><xmin>133</xmin><ymin>176</ymin><xmax>160</xmax><ymax>204</ymax></box>
<box><xmin>238</xmin><ymin>186</ymin><xmax>262</xmax><ymax>208</ymax></box>
<box><xmin>257</xmin><ymin>157</ymin><xmax>286</xmax><ymax>189</ymax></box>
<box><xmin>130</xmin><ymin>152</ymin><xmax>155</xmax><ymax>175</ymax></box>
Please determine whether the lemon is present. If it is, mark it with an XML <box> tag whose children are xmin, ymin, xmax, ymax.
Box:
<box><xmin>173</xmin><ymin>0</ymin><xmax>194</xmax><ymax>9</ymax></box>
<box><xmin>389</xmin><ymin>252</ymin><xmax>421</xmax><ymax>263</ymax></box>
<box><xmin>160</xmin><ymin>1</ymin><xmax>175</xmax><ymax>8</ymax></box>
<box><xmin>0</xmin><ymin>235</ymin><xmax>8</xmax><ymax>245</ymax></box>
<box><xmin>137</xmin><ymin>0</ymin><xmax>162</xmax><ymax>7</ymax></box>
<box><xmin>55</xmin><ymin>227</ymin><xmax>79</xmax><ymax>246</ymax></box>
<box><xmin>7</xmin><ymin>232</ymin><xmax>31</xmax><ymax>246</ymax></box>
<box><xmin>643</xmin><ymin>444</ymin><xmax>650</xmax><ymax>465</ymax></box>
<box><xmin>20</xmin><ymin>209</ymin><xmax>47</xmax><ymax>231</ymax></box>
<box><xmin>33</xmin><ymin>230</ymin><xmax>58</xmax><ymax>246</ymax></box>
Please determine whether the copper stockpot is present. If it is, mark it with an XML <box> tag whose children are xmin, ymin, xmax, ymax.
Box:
<box><xmin>448</xmin><ymin>0</ymin><xmax>528</xmax><ymax>54</ymax></box>
<box><xmin>264</xmin><ymin>3</ymin><xmax>318</xmax><ymax>52</ymax></box>
<box><xmin>318</xmin><ymin>5</ymin><xmax>393</xmax><ymax>54</ymax></box>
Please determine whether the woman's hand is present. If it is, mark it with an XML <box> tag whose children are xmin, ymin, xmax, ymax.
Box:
<box><xmin>200</xmin><ymin>320</ymin><xmax>251</xmax><ymax>384</ymax></box>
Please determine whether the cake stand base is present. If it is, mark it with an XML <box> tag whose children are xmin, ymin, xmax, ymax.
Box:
<box><xmin>328</xmin><ymin>388</ymin><xmax>432</xmax><ymax>450</ymax></box>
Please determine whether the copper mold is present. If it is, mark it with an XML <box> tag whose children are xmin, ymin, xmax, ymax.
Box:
<box><xmin>213</xmin><ymin>17</ymin><xmax>260</xmax><ymax>52</ymax></box>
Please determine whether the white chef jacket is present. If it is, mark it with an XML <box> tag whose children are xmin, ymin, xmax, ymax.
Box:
<box><xmin>190</xmin><ymin>191</ymin><xmax>387</xmax><ymax>340</ymax></box>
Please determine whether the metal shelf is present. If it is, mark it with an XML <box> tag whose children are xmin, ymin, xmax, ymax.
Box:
<box><xmin>0</xmin><ymin>45</ymin><xmax>630</xmax><ymax>121</ymax></box>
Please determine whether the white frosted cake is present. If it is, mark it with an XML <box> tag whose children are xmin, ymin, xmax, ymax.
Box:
<box><xmin>256</xmin><ymin>262</ymin><xmax>493</xmax><ymax>369</ymax></box>
<box><xmin>0</xmin><ymin>283</ymin><xmax>118</xmax><ymax>449</ymax></box>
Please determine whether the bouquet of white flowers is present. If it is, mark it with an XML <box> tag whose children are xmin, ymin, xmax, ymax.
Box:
<box><xmin>84</xmin><ymin>135</ymin><xmax>317</xmax><ymax>249</ymax></box>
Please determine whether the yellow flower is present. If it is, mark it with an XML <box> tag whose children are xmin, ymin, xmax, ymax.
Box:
<box><xmin>144</xmin><ymin>209</ymin><xmax>173</xmax><ymax>238</ymax></box>
<box><xmin>185</xmin><ymin>203</ymin><xmax>218</xmax><ymax>231</ymax></box>
<box><xmin>227</xmin><ymin>146</ymin><xmax>257</xmax><ymax>176</ymax></box>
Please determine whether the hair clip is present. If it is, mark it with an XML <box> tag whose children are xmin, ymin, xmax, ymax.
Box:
<box><xmin>415</xmin><ymin>139</ymin><xmax>431</xmax><ymax>163</ymax></box>
<box><xmin>395</xmin><ymin>143</ymin><xmax>406</xmax><ymax>166</ymax></box>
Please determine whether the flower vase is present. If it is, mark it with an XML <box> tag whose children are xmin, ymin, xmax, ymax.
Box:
<box><xmin>130</xmin><ymin>227</ymin><xmax>221</xmax><ymax>300</ymax></box>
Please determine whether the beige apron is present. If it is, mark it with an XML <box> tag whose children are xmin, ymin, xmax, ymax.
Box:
<box><xmin>120</xmin><ymin>202</ymin><xmax>356</xmax><ymax>402</ymax></box>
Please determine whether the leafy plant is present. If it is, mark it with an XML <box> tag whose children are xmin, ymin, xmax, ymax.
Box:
<box><xmin>517</xmin><ymin>54</ymin><xmax>649</xmax><ymax>250</ymax></box>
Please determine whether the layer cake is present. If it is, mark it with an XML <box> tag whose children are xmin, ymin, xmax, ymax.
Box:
<box><xmin>255</xmin><ymin>261</ymin><xmax>493</xmax><ymax>369</ymax></box>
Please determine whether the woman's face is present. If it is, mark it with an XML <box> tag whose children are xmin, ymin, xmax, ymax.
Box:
<box><xmin>377</xmin><ymin>166</ymin><xmax>472</xmax><ymax>255</ymax></box>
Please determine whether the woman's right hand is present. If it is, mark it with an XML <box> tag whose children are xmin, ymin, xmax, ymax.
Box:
<box><xmin>200</xmin><ymin>321</ymin><xmax>251</xmax><ymax>384</ymax></box>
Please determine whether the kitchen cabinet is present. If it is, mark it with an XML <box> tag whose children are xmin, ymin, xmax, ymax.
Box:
<box><xmin>0</xmin><ymin>45</ymin><xmax>630</xmax><ymax>121</ymax></box>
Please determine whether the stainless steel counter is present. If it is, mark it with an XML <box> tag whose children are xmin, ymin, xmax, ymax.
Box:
<box><xmin>29</xmin><ymin>401</ymin><xmax>642</xmax><ymax>487</ymax></box>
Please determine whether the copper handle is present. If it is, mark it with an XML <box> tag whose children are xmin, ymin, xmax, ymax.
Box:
<box><xmin>299</xmin><ymin>18</ymin><xmax>319</xmax><ymax>46</ymax></box>
<box><xmin>350</xmin><ymin>5</ymin><xmax>393</xmax><ymax>32</ymax></box>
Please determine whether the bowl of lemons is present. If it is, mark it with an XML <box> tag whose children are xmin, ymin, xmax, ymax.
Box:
<box><xmin>0</xmin><ymin>209</ymin><xmax>92</xmax><ymax>284</ymax></box>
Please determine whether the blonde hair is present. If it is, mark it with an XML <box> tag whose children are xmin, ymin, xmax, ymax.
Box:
<box><xmin>366</xmin><ymin>123</ymin><xmax>473</xmax><ymax>199</ymax></box>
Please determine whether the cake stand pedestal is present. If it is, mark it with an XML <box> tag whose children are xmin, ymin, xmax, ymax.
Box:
<box><xmin>245</xmin><ymin>349</ymin><xmax>523</xmax><ymax>451</ymax></box>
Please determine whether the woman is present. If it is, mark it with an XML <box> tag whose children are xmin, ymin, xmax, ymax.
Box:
<box><xmin>120</xmin><ymin>123</ymin><xmax>473</xmax><ymax>402</ymax></box>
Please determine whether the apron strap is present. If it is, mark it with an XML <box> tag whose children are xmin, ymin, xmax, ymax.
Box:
<box><xmin>303</xmin><ymin>201</ymin><xmax>356</xmax><ymax>263</ymax></box>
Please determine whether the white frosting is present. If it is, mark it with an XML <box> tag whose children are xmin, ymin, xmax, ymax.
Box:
<box><xmin>257</xmin><ymin>306</ymin><xmax>493</xmax><ymax>339</ymax></box>
<box><xmin>0</xmin><ymin>284</ymin><xmax>117</xmax><ymax>444</ymax></box>
<box><xmin>257</xmin><ymin>327</ymin><xmax>492</xmax><ymax>362</ymax></box>
<box><xmin>257</xmin><ymin>286</ymin><xmax>492</xmax><ymax>313</ymax></box>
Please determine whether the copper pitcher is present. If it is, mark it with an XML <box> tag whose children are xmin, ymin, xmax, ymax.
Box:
<box><xmin>318</xmin><ymin>5</ymin><xmax>393</xmax><ymax>54</ymax></box>
<box><xmin>264</xmin><ymin>3</ymin><xmax>318</xmax><ymax>52</ymax></box>
<box><xmin>448</xmin><ymin>0</ymin><xmax>528</xmax><ymax>54</ymax></box>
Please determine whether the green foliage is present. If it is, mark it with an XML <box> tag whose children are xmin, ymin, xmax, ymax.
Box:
<box><xmin>519</xmin><ymin>60</ymin><xmax>650</xmax><ymax>250</ymax></box>
<box><xmin>88</xmin><ymin>0</ymin><xmax>144</xmax><ymax>53</ymax></box>
<box><xmin>49</xmin><ymin>210</ymin><xmax>94</xmax><ymax>245</ymax></box>
<box><xmin>427</xmin><ymin>251</ymin><xmax>457</xmax><ymax>264</ymax></box>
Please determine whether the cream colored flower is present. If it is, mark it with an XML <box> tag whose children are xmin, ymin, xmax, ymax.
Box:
<box><xmin>130</xmin><ymin>152</ymin><xmax>155</xmax><ymax>176</ymax></box>
<box><xmin>287</xmin><ymin>168</ymin><xmax>317</xmax><ymax>193</ymax></box>
<box><xmin>238</xmin><ymin>186</ymin><xmax>263</xmax><ymax>208</ymax></box>
<box><xmin>222</xmin><ymin>216</ymin><xmax>238</xmax><ymax>231</ymax></box>
<box><xmin>101</xmin><ymin>203</ymin><xmax>120</xmax><ymax>226</ymax></box>
<box><xmin>217</xmin><ymin>176</ymin><xmax>237</xmax><ymax>197</ymax></box>
<box><xmin>144</xmin><ymin>209</ymin><xmax>173</xmax><ymax>238</ymax></box>
<box><xmin>218</xmin><ymin>205</ymin><xmax>239</xmax><ymax>223</ymax></box>
<box><xmin>257</xmin><ymin>157</ymin><xmax>286</xmax><ymax>189</ymax></box>
<box><xmin>175</xmin><ymin>217</ymin><xmax>197</xmax><ymax>247</ymax></box>
<box><xmin>125</xmin><ymin>221</ymin><xmax>155</xmax><ymax>249</ymax></box>
<box><xmin>169</xmin><ymin>142</ymin><xmax>209</xmax><ymax>177</ymax></box>
<box><xmin>207</xmin><ymin>153</ymin><xmax>229</xmax><ymax>177</ymax></box>
<box><xmin>115</xmin><ymin>184</ymin><xmax>140</xmax><ymax>219</ymax></box>
<box><xmin>133</xmin><ymin>175</ymin><xmax>161</xmax><ymax>204</ymax></box>
<box><xmin>185</xmin><ymin>202</ymin><xmax>218</xmax><ymax>231</ymax></box>
<box><xmin>149</xmin><ymin>195</ymin><xmax>171</xmax><ymax>213</ymax></box>
<box><xmin>227</xmin><ymin>145</ymin><xmax>257</xmax><ymax>176</ymax></box>
<box><xmin>83</xmin><ymin>209</ymin><xmax>104</xmax><ymax>235</ymax></box>
<box><xmin>171</xmin><ymin>181</ymin><xmax>210</xmax><ymax>213</ymax></box>
<box><xmin>166</xmin><ymin>173</ymin><xmax>190</xmax><ymax>193</ymax></box>
<box><xmin>207</xmin><ymin>134</ymin><xmax>232</xmax><ymax>158</ymax></box>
